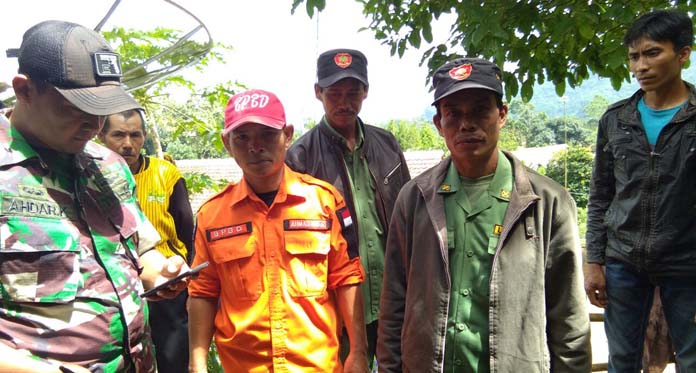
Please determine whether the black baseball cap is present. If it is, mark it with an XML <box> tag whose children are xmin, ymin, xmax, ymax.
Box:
<box><xmin>316</xmin><ymin>49</ymin><xmax>368</xmax><ymax>88</ymax></box>
<box><xmin>7</xmin><ymin>20</ymin><xmax>141</xmax><ymax>116</ymax></box>
<box><xmin>431</xmin><ymin>58</ymin><xmax>503</xmax><ymax>105</ymax></box>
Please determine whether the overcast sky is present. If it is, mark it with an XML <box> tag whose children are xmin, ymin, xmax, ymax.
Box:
<box><xmin>1</xmin><ymin>0</ymin><xmax>445</xmax><ymax>126</ymax></box>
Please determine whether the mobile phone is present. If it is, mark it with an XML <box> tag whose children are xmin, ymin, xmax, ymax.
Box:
<box><xmin>140</xmin><ymin>261</ymin><xmax>209</xmax><ymax>298</ymax></box>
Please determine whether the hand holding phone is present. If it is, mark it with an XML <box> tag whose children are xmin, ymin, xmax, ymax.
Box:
<box><xmin>140</xmin><ymin>261</ymin><xmax>209</xmax><ymax>298</ymax></box>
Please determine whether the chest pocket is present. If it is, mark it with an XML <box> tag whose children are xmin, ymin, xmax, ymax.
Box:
<box><xmin>209</xmin><ymin>235</ymin><xmax>264</xmax><ymax>301</ymax></box>
<box><xmin>604</xmin><ymin>127</ymin><xmax>635</xmax><ymax>177</ymax></box>
<box><xmin>0</xmin><ymin>215</ymin><xmax>81</xmax><ymax>303</ymax></box>
<box><xmin>284</xmin><ymin>230</ymin><xmax>331</xmax><ymax>297</ymax></box>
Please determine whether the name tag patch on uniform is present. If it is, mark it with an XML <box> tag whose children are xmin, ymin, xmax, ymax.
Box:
<box><xmin>493</xmin><ymin>224</ymin><xmax>503</xmax><ymax>235</ymax></box>
<box><xmin>1</xmin><ymin>196</ymin><xmax>68</xmax><ymax>219</ymax></box>
<box><xmin>207</xmin><ymin>222</ymin><xmax>252</xmax><ymax>242</ymax></box>
<box><xmin>284</xmin><ymin>219</ymin><xmax>331</xmax><ymax>231</ymax></box>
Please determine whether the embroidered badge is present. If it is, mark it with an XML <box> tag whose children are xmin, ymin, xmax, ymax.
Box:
<box><xmin>500</xmin><ymin>189</ymin><xmax>511</xmax><ymax>199</ymax></box>
<box><xmin>93</xmin><ymin>52</ymin><xmax>122</xmax><ymax>77</ymax></box>
<box><xmin>493</xmin><ymin>224</ymin><xmax>503</xmax><ymax>235</ymax></box>
<box><xmin>207</xmin><ymin>222</ymin><xmax>252</xmax><ymax>242</ymax></box>
<box><xmin>449</xmin><ymin>64</ymin><xmax>473</xmax><ymax>81</ymax></box>
<box><xmin>284</xmin><ymin>219</ymin><xmax>331</xmax><ymax>231</ymax></box>
<box><xmin>334</xmin><ymin>53</ymin><xmax>353</xmax><ymax>68</ymax></box>
<box><xmin>440</xmin><ymin>184</ymin><xmax>451</xmax><ymax>192</ymax></box>
<box><xmin>337</xmin><ymin>207</ymin><xmax>353</xmax><ymax>228</ymax></box>
<box><xmin>17</xmin><ymin>184</ymin><xmax>49</xmax><ymax>199</ymax></box>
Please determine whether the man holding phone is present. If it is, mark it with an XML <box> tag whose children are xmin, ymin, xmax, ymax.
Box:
<box><xmin>188</xmin><ymin>89</ymin><xmax>368</xmax><ymax>373</ymax></box>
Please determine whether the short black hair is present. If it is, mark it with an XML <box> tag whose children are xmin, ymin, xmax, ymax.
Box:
<box><xmin>102</xmin><ymin>109</ymin><xmax>146</xmax><ymax>135</ymax></box>
<box><xmin>624</xmin><ymin>10</ymin><xmax>694</xmax><ymax>51</ymax></box>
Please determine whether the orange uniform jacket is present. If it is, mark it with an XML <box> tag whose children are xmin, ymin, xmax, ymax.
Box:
<box><xmin>189</xmin><ymin>165</ymin><xmax>364</xmax><ymax>372</ymax></box>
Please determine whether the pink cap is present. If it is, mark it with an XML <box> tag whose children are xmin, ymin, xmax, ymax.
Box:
<box><xmin>223</xmin><ymin>89</ymin><xmax>286</xmax><ymax>136</ymax></box>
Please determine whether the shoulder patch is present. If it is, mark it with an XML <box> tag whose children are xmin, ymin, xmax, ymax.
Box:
<box><xmin>206</xmin><ymin>222</ymin><xmax>252</xmax><ymax>242</ymax></box>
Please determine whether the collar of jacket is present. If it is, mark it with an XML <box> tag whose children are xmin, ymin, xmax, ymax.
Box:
<box><xmin>317</xmin><ymin>116</ymin><xmax>367</xmax><ymax>154</ymax></box>
<box><xmin>618</xmin><ymin>81</ymin><xmax>696</xmax><ymax>125</ymax></box>
<box><xmin>413</xmin><ymin>150</ymin><xmax>541</xmax><ymax>246</ymax></box>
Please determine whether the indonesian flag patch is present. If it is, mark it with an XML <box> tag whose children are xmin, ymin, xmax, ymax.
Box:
<box><xmin>337</xmin><ymin>207</ymin><xmax>353</xmax><ymax>228</ymax></box>
<box><xmin>206</xmin><ymin>222</ymin><xmax>252</xmax><ymax>242</ymax></box>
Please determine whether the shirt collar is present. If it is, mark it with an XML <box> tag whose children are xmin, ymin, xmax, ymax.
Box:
<box><xmin>437</xmin><ymin>149</ymin><xmax>513</xmax><ymax>201</ymax></box>
<box><xmin>228</xmin><ymin>164</ymin><xmax>306</xmax><ymax>208</ymax></box>
<box><xmin>321</xmin><ymin>116</ymin><xmax>365</xmax><ymax>151</ymax></box>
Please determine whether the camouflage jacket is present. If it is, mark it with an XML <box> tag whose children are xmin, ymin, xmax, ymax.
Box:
<box><xmin>0</xmin><ymin>121</ymin><xmax>161</xmax><ymax>372</ymax></box>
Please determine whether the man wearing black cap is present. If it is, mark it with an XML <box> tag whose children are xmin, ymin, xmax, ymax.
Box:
<box><xmin>286</xmin><ymin>49</ymin><xmax>410</xmax><ymax>369</ymax></box>
<box><xmin>377</xmin><ymin>58</ymin><xmax>591</xmax><ymax>372</ymax></box>
<box><xmin>0</xmin><ymin>20</ymin><xmax>188</xmax><ymax>372</ymax></box>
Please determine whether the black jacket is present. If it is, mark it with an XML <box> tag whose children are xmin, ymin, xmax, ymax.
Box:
<box><xmin>586</xmin><ymin>82</ymin><xmax>696</xmax><ymax>274</ymax></box>
<box><xmin>286</xmin><ymin>117</ymin><xmax>411</xmax><ymax>249</ymax></box>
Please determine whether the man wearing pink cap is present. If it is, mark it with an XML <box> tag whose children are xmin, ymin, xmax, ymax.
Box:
<box><xmin>187</xmin><ymin>89</ymin><xmax>369</xmax><ymax>372</ymax></box>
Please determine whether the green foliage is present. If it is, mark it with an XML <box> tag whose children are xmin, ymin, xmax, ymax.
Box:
<box><xmin>293</xmin><ymin>1</ymin><xmax>696</xmax><ymax>101</ymax></box>
<box><xmin>102</xmin><ymin>27</ymin><xmax>242</xmax><ymax>159</ymax></box>
<box><xmin>506</xmin><ymin>99</ymin><xmax>549</xmax><ymax>147</ymax></box>
<box><xmin>584</xmin><ymin>95</ymin><xmax>611</xmax><ymax>121</ymax></box>
<box><xmin>207</xmin><ymin>342</ymin><xmax>224</xmax><ymax>373</ymax></box>
<box><xmin>545</xmin><ymin>146</ymin><xmax>594</xmax><ymax>208</ymax></box>
<box><xmin>384</xmin><ymin>119</ymin><xmax>446</xmax><ymax>151</ymax></box>
<box><xmin>153</xmin><ymin>96</ymin><xmax>230</xmax><ymax>160</ymax></box>
<box><xmin>184</xmin><ymin>171</ymin><xmax>229</xmax><ymax>195</ymax></box>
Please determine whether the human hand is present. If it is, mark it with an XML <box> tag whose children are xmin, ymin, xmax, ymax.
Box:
<box><xmin>342</xmin><ymin>351</ymin><xmax>369</xmax><ymax>373</ymax></box>
<box><xmin>144</xmin><ymin>255</ymin><xmax>189</xmax><ymax>301</ymax></box>
<box><xmin>584</xmin><ymin>263</ymin><xmax>608</xmax><ymax>308</ymax></box>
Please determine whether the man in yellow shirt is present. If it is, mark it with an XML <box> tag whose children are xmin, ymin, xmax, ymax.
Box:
<box><xmin>100</xmin><ymin>110</ymin><xmax>194</xmax><ymax>373</ymax></box>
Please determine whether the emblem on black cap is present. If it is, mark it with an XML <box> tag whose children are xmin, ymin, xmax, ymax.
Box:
<box><xmin>334</xmin><ymin>53</ymin><xmax>353</xmax><ymax>69</ymax></box>
<box><xmin>94</xmin><ymin>52</ymin><xmax>122</xmax><ymax>77</ymax></box>
<box><xmin>449</xmin><ymin>64</ymin><xmax>472</xmax><ymax>81</ymax></box>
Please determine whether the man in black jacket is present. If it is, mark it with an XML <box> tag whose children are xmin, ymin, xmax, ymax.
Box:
<box><xmin>585</xmin><ymin>10</ymin><xmax>696</xmax><ymax>371</ymax></box>
<box><xmin>286</xmin><ymin>49</ymin><xmax>410</xmax><ymax>369</ymax></box>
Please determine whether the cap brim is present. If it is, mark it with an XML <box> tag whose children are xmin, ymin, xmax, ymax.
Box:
<box><xmin>222</xmin><ymin>115</ymin><xmax>286</xmax><ymax>137</ymax></box>
<box><xmin>432</xmin><ymin>83</ymin><xmax>501</xmax><ymax>105</ymax></box>
<box><xmin>55</xmin><ymin>83</ymin><xmax>142</xmax><ymax>116</ymax></box>
<box><xmin>317</xmin><ymin>71</ymin><xmax>368</xmax><ymax>88</ymax></box>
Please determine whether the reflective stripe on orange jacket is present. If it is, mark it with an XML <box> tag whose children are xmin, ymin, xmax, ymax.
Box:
<box><xmin>189</xmin><ymin>165</ymin><xmax>364</xmax><ymax>372</ymax></box>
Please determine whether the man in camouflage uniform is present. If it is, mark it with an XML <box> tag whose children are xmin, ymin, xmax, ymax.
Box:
<box><xmin>0</xmin><ymin>20</ymin><xmax>187</xmax><ymax>373</ymax></box>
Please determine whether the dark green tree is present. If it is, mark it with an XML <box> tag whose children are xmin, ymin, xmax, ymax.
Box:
<box><xmin>545</xmin><ymin>146</ymin><xmax>594</xmax><ymax>208</ymax></box>
<box><xmin>292</xmin><ymin>1</ymin><xmax>695</xmax><ymax>100</ymax></box>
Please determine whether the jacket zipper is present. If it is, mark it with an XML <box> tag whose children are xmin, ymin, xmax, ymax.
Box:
<box><xmin>383</xmin><ymin>162</ymin><xmax>401</xmax><ymax>185</ymax></box>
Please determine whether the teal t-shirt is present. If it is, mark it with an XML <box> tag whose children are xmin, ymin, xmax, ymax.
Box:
<box><xmin>638</xmin><ymin>97</ymin><xmax>685</xmax><ymax>146</ymax></box>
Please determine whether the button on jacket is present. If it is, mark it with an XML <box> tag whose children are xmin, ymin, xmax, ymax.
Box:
<box><xmin>586</xmin><ymin>83</ymin><xmax>696</xmax><ymax>274</ymax></box>
<box><xmin>189</xmin><ymin>165</ymin><xmax>364</xmax><ymax>372</ymax></box>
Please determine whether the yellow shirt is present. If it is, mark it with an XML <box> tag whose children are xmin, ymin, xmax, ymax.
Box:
<box><xmin>133</xmin><ymin>156</ymin><xmax>188</xmax><ymax>259</ymax></box>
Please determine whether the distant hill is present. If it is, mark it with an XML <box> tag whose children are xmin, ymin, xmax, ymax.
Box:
<box><xmin>526</xmin><ymin>64</ymin><xmax>696</xmax><ymax>118</ymax></box>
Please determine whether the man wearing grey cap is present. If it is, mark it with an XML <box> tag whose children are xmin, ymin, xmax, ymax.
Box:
<box><xmin>0</xmin><ymin>20</ymin><xmax>189</xmax><ymax>373</ymax></box>
<box><xmin>377</xmin><ymin>58</ymin><xmax>591</xmax><ymax>372</ymax></box>
<box><xmin>286</xmin><ymin>48</ymin><xmax>410</xmax><ymax>369</ymax></box>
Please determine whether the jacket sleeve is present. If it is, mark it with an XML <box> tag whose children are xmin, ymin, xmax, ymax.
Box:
<box><xmin>168</xmin><ymin>177</ymin><xmax>195</xmax><ymax>263</ymax></box>
<box><xmin>377</xmin><ymin>190</ymin><xmax>409</xmax><ymax>372</ymax></box>
<box><xmin>585</xmin><ymin>116</ymin><xmax>615</xmax><ymax>264</ymax></box>
<box><xmin>545</xmin><ymin>195</ymin><xmax>592</xmax><ymax>372</ymax></box>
